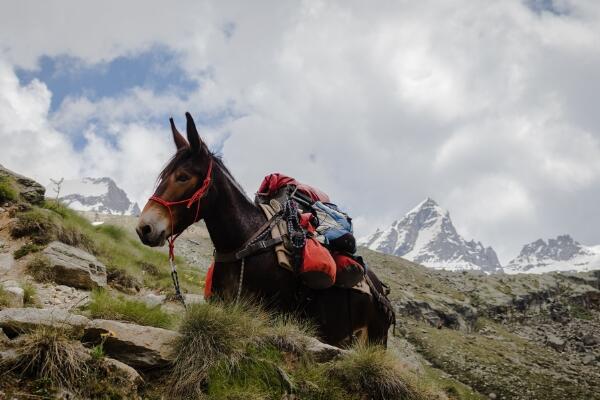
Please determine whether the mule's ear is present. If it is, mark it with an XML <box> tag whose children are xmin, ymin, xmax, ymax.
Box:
<box><xmin>185</xmin><ymin>112</ymin><xmax>202</xmax><ymax>152</ymax></box>
<box><xmin>170</xmin><ymin>117</ymin><xmax>188</xmax><ymax>150</ymax></box>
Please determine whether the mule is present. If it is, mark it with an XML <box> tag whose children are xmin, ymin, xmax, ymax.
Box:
<box><xmin>136</xmin><ymin>112</ymin><xmax>394</xmax><ymax>347</ymax></box>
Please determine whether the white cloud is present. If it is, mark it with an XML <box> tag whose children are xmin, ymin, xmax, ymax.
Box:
<box><xmin>1</xmin><ymin>0</ymin><xmax>600</xmax><ymax>262</ymax></box>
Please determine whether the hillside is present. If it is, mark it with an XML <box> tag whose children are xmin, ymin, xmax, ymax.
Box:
<box><xmin>0</xmin><ymin>165</ymin><xmax>448</xmax><ymax>399</ymax></box>
<box><xmin>2</xmin><ymin>165</ymin><xmax>599</xmax><ymax>399</ymax></box>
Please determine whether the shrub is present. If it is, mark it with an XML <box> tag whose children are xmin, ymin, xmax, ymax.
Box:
<box><xmin>327</xmin><ymin>345</ymin><xmax>443</xmax><ymax>400</ymax></box>
<box><xmin>0</xmin><ymin>176</ymin><xmax>18</xmax><ymax>203</ymax></box>
<box><xmin>13</xmin><ymin>243</ymin><xmax>43</xmax><ymax>259</ymax></box>
<box><xmin>26</xmin><ymin>255</ymin><xmax>54</xmax><ymax>283</ymax></box>
<box><xmin>86</xmin><ymin>289</ymin><xmax>174</xmax><ymax>329</ymax></box>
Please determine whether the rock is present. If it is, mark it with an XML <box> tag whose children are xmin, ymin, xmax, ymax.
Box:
<box><xmin>489</xmin><ymin>393</ymin><xmax>497</xmax><ymax>400</ymax></box>
<box><xmin>0</xmin><ymin>327</ymin><xmax>9</xmax><ymax>344</ymax></box>
<box><xmin>0</xmin><ymin>348</ymin><xmax>18</xmax><ymax>363</ymax></box>
<box><xmin>104</xmin><ymin>357</ymin><xmax>144</xmax><ymax>386</ymax></box>
<box><xmin>582</xmin><ymin>354</ymin><xmax>596</xmax><ymax>365</ymax></box>
<box><xmin>305</xmin><ymin>337</ymin><xmax>348</xmax><ymax>362</ymax></box>
<box><xmin>0</xmin><ymin>308</ymin><xmax>90</xmax><ymax>336</ymax></box>
<box><xmin>140</xmin><ymin>293</ymin><xmax>166</xmax><ymax>307</ymax></box>
<box><xmin>0</xmin><ymin>281</ymin><xmax>24</xmax><ymax>307</ymax></box>
<box><xmin>582</xmin><ymin>334</ymin><xmax>598</xmax><ymax>347</ymax></box>
<box><xmin>0</xmin><ymin>253</ymin><xmax>15</xmax><ymax>274</ymax></box>
<box><xmin>0</xmin><ymin>164</ymin><xmax>46</xmax><ymax>205</ymax></box>
<box><xmin>43</xmin><ymin>241</ymin><xmax>107</xmax><ymax>290</ymax></box>
<box><xmin>546</xmin><ymin>333</ymin><xmax>566</xmax><ymax>351</ymax></box>
<box><xmin>82</xmin><ymin>319</ymin><xmax>180</xmax><ymax>369</ymax></box>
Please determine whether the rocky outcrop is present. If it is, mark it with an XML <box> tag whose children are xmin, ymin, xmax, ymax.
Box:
<box><xmin>0</xmin><ymin>164</ymin><xmax>45</xmax><ymax>205</ymax></box>
<box><xmin>82</xmin><ymin>319</ymin><xmax>180</xmax><ymax>369</ymax></box>
<box><xmin>0</xmin><ymin>308</ymin><xmax>90</xmax><ymax>337</ymax></box>
<box><xmin>43</xmin><ymin>241</ymin><xmax>107</xmax><ymax>290</ymax></box>
<box><xmin>0</xmin><ymin>281</ymin><xmax>24</xmax><ymax>307</ymax></box>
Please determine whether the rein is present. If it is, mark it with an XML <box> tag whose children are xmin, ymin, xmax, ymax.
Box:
<box><xmin>148</xmin><ymin>159</ymin><xmax>214</xmax><ymax>306</ymax></box>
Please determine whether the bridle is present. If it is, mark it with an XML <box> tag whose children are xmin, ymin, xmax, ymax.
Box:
<box><xmin>148</xmin><ymin>158</ymin><xmax>214</xmax><ymax>305</ymax></box>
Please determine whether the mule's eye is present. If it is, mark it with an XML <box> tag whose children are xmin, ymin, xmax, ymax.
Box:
<box><xmin>176</xmin><ymin>174</ymin><xmax>190</xmax><ymax>182</ymax></box>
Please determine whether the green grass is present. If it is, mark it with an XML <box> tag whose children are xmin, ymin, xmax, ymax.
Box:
<box><xmin>21</xmin><ymin>282</ymin><xmax>38</xmax><ymax>307</ymax></box>
<box><xmin>11</xmin><ymin>200</ymin><xmax>202</xmax><ymax>294</ymax></box>
<box><xmin>13</xmin><ymin>243</ymin><xmax>43</xmax><ymax>259</ymax></box>
<box><xmin>26</xmin><ymin>255</ymin><xmax>54</xmax><ymax>283</ymax></box>
<box><xmin>0</xmin><ymin>176</ymin><xmax>18</xmax><ymax>203</ymax></box>
<box><xmin>86</xmin><ymin>289</ymin><xmax>174</xmax><ymax>329</ymax></box>
<box><xmin>169</xmin><ymin>301</ymin><xmax>445</xmax><ymax>400</ymax></box>
<box><xmin>0</xmin><ymin>286</ymin><xmax>11</xmax><ymax>309</ymax></box>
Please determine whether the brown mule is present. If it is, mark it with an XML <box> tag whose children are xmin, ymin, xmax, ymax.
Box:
<box><xmin>136</xmin><ymin>112</ymin><xmax>394</xmax><ymax>347</ymax></box>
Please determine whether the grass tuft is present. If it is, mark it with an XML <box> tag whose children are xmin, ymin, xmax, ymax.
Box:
<box><xmin>0</xmin><ymin>286</ymin><xmax>11</xmax><ymax>309</ymax></box>
<box><xmin>328</xmin><ymin>345</ymin><xmax>444</xmax><ymax>400</ymax></box>
<box><xmin>26</xmin><ymin>255</ymin><xmax>54</xmax><ymax>282</ymax></box>
<box><xmin>10</xmin><ymin>208</ymin><xmax>95</xmax><ymax>252</ymax></box>
<box><xmin>0</xmin><ymin>326</ymin><xmax>89</xmax><ymax>392</ymax></box>
<box><xmin>170</xmin><ymin>301</ymin><xmax>270</xmax><ymax>398</ymax></box>
<box><xmin>21</xmin><ymin>282</ymin><xmax>38</xmax><ymax>307</ymax></box>
<box><xmin>86</xmin><ymin>289</ymin><xmax>174</xmax><ymax>329</ymax></box>
<box><xmin>13</xmin><ymin>243</ymin><xmax>43</xmax><ymax>259</ymax></box>
<box><xmin>0</xmin><ymin>176</ymin><xmax>18</xmax><ymax>203</ymax></box>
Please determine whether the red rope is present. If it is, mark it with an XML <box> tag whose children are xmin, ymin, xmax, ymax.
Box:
<box><xmin>149</xmin><ymin>159</ymin><xmax>214</xmax><ymax>259</ymax></box>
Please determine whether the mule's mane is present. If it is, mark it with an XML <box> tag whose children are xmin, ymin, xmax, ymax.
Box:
<box><xmin>157</xmin><ymin>146</ymin><xmax>254</xmax><ymax>204</ymax></box>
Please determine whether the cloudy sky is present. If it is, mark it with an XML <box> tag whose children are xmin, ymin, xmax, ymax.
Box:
<box><xmin>1</xmin><ymin>0</ymin><xmax>599</xmax><ymax>263</ymax></box>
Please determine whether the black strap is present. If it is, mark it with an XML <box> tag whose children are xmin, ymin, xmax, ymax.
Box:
<box><xmin>214</xmin><ymin>237</ymin><xmax>284</xmax><ymax>263</ymax></box>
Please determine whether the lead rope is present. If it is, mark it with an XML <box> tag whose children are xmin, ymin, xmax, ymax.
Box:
<box><xmin>168</xmin><ymin>235</ymin><xmax>186</xmax><ymax>308</ymax></box>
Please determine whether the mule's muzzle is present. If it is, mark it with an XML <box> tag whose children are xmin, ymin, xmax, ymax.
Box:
<box><xmin>136</xmin><ymin>222</ymin><xmax>166</xmax><ymax>247</ymax></box>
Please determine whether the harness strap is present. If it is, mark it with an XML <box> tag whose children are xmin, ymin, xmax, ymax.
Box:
<box><xmin>213</xmin><ymin>211</ymin><xmax>284</xmax><ymax>263</ymax></box>
<box><xmin>214</xmin><ymin>237</ymin><xmax>284</xmax><ymax>263</ymax></box>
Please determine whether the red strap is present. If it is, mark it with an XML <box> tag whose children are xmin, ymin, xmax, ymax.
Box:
<box><xmin>148</xmin><ymin>159</ymin><xmax>214</xmax><ymax>258</ymax></box>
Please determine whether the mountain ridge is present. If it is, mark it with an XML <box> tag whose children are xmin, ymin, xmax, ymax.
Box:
<box><xmin>46</xmin><ymin>177</ymin><xmax>141</xmax><ymax>216</ymax></box>
<box><xmin>358</xmin><ymin>198</ymin><xmax>503</xmax><ymax>273</ymax></box>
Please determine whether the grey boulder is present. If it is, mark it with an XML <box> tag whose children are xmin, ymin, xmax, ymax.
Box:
<box><xmin>43</xmin><ymin>241</ymin><xmax>107</xmax><ymax>290</ymax></box>
<box><xmin>82</xmin><ymin>319</ymin><xmax>180</xmax><ymax>370</ymax></box>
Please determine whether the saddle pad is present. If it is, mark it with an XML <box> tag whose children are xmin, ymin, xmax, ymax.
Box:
<box><xmin>259</xmin><ymin>202</ymin><xmax>294</xmax><ymax>271</ymax></box>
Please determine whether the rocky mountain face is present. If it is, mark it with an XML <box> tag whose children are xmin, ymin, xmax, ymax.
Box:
<box><xmin>47</xmin><ymin>177</ymin><xmax>141</xmax><ymax>216</ymax></box>
<box><xmin>505</xmin><ymin>234</ymin><xmax>600</xmax><ymax>274</ymax></box>
<box><xmin>359</xmin><ymin>198</ymin><xmax>503</xmax><ymax>273</ymax></box>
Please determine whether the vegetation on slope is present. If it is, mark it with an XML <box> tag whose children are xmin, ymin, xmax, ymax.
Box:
<box><xmin>168</xmin><ymin>301</ymin><xmax>445</xmax><ymax>400</ymax></box>
<box><xmin>86</xmin><ymin>288</ymin><xmax>175</xmax><ymax>329</ymax></box>
<box><xmin>10</xmin><ymin>200</ymin><xmax>202</xmax><ymax>294</ymax></box>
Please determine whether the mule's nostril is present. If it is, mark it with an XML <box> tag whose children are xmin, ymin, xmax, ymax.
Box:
<box><xmin>140</xmin><ymin>224</ymin><xmax>152</xmax><ymax>236</ymax></box>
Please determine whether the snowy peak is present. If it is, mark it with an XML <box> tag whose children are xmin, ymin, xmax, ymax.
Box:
<box><xmin>47</xmin><ymin>177</ymin><xmax>141</xmax><ymax>216</ymax></box>
<box><xmin>359</xmin><ymin>198</ymin><xmax>502</xmax><ymax>273</ymax></box>
<box><xmin>506</xmin><ymin>235</ymin><xmax>600</xmax><ymax>274</ymax></box>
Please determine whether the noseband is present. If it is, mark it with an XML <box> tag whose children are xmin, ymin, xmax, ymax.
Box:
<box><xmin>149</xmin><ymin>159</ymin><xmax>214</xmax><ymax>256</ymax></box>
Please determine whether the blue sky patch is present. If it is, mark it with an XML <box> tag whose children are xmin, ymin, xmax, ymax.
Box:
<box><xmin>16</xmin><ymin>46</ymin><xmax>199</xmax><ymax>112</ymax></box>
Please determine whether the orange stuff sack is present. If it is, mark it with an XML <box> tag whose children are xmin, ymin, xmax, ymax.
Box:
<box><xmin>298</xmin><ymin>214</ymin><xmax>336</xmax><ymax>289</ymax></box>
<box><xmin>333</xmin><ymin>253</ymin><xmax>364</xmax><ymax>288</ymax></box>
<box><xmin>204</xmin><ymin>262</ymin><xmax>215</xmax><ymax>300</ymax></box>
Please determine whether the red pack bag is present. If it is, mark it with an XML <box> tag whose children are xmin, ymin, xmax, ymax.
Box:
<box><xmin>298</xmin><ymin>213</ymin><xmax>336</xmax><ymax>289</ymax></box>
<box><xmin>333</xmin><ymin>253</ymin><xmax>364</xmax><ymax>288</ymax></box>
<box><xmin>204</xmin><ymin>262</ymin><xmax>215</xmax><ymax>300</ymax></box>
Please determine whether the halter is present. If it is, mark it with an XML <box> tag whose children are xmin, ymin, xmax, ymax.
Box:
<box><xmin>148</xmin><ymin>159</ymin><xmax>214</xmax><ymax>305</ymax></box>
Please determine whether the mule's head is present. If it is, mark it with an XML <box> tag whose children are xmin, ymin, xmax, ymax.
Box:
<box><xmin>136</xmin><ymin>112</ymin><xmax>214</xmax><ymax>247</ymax></box>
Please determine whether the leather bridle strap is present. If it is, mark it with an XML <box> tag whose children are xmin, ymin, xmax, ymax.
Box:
<box><xmin>149</xmin><ymin>159</ymin><xmax>214</xmax><ymax>258</ymax></box>
<box><xmin>147</xmin><ymin>159</ymin><xmax>214</xmax><ymax>305</ymax></box>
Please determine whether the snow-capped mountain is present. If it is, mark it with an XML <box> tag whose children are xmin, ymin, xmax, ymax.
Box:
<box><xmin>46</xmin><ymin>177</ymin><xmax>141</xmax><ymax>216</ymax></box>
<box><xmin>505</xmin><ymin>235</ymin><xmax>600</xmax><ymax>274</ymax></box>
<box><xmin>358</xmin><ymin>198</ymin><xmax>503</xmax><ymax>273</ymax></box>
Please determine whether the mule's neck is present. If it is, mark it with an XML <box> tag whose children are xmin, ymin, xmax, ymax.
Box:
<box><xmin>203</xmin><ymin>164</ymin><xmax>265</xmax><ymax>253</ymax></box>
